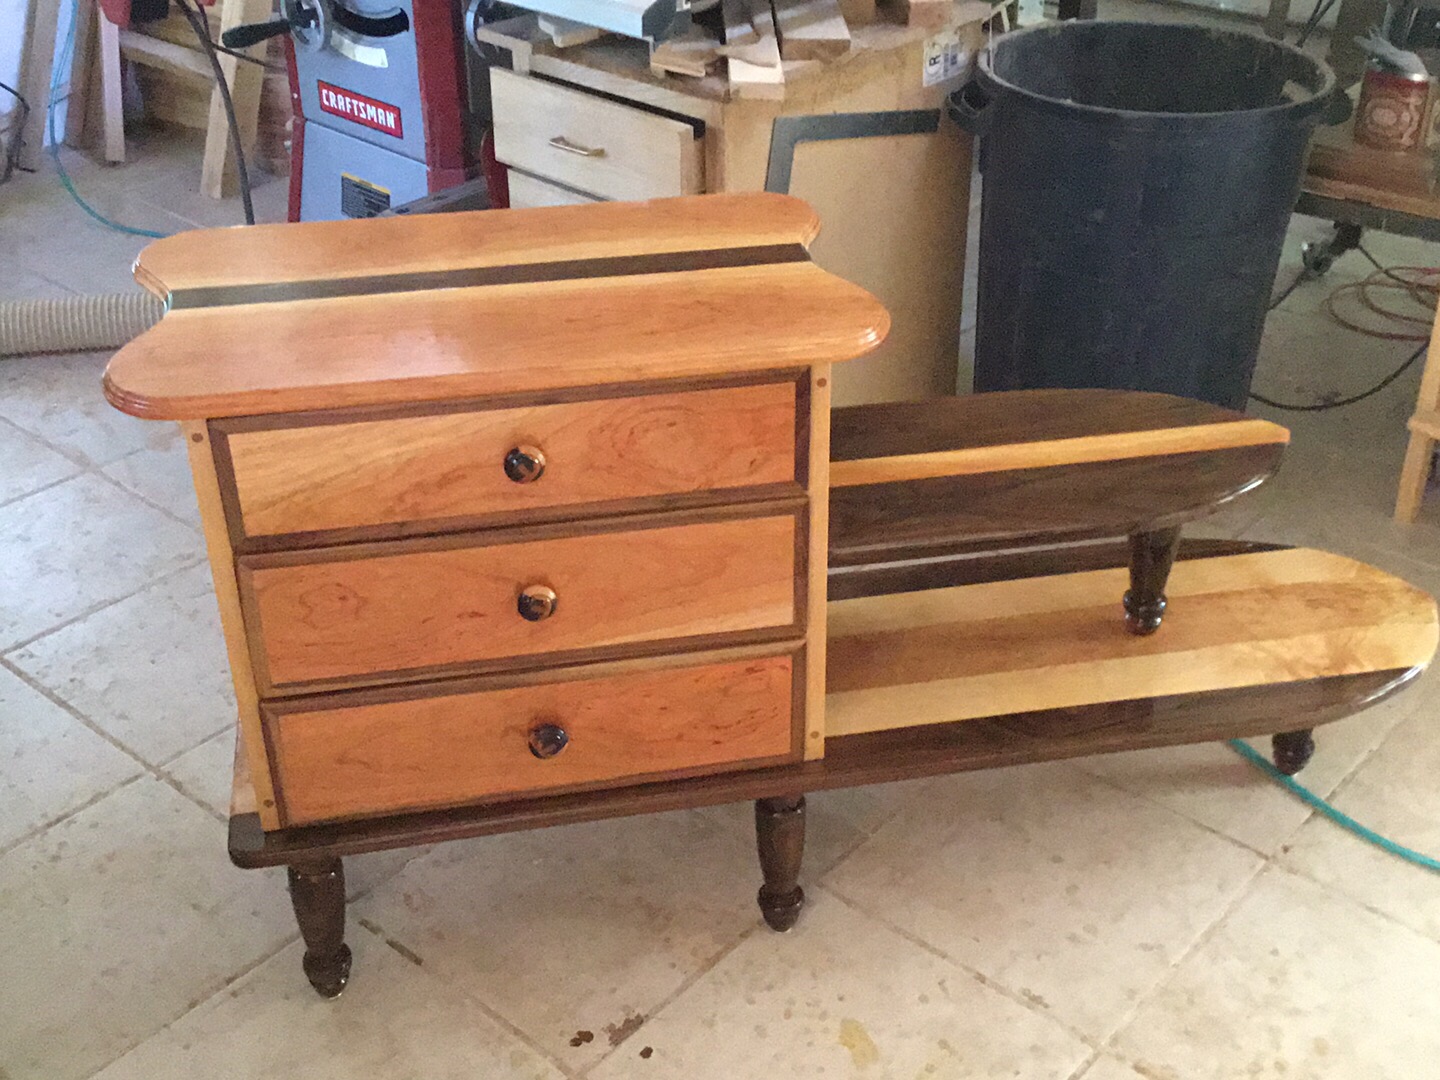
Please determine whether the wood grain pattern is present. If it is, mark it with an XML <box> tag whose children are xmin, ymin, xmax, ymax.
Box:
<box><xmin>104</xmin><ymin>262</ymin><xmax>890</xmax><ymax>420</ymax></box>
<box><xmin>130</xmin><ymin>193</ymin><xmax>820</xmax><ymax>299</ymax></box>
<box><xmin>268</xmin><ymin>652</ymin><xmax>797</xmax><ymax>825</ymax></box>
<box><xmin>804</xmin><ymin>365</ymin><xmax>830</xmax><ymax>761</ymax></box>
<box><xmin>830</xmin><ymin>390</ymin><xmax>1275</xmax><ymax>462</ymax></box>
<box><xmin>829</xmin><ymin>419</ymin><xmax>1288</xmax><ymax>487</ymax></box>
<box><xmin>230</xmin><ymin>665</ymin><xmax>1420</xmax><ymax>865</ymax></box>
<box><xmin>223</xmin><ymin>381</ymin><xmax>799</xmax><ymax>538</ymax></box>
<box><xmin>490</xmin><ymin>68</ymin><xmax>702</xmax><ymax>202</ymax></box>
<box><xmin>828</xmin><ymin>445</ymin><xmax>1283</xmax><ymax>567</ymax></box>
<box><xmin>826</xmin><ymin>548</ymin><xmax>1439</xmax><ymax>736</ymax></box>
<box><xmin>183</xmin><ymin>421</ymin><xmax>280</xmax><ymax>829</ymax></box>
<box><xmin>240</xmin><ymin>511</ymin><xmax>800</xmax><ymax>690</ymax></box>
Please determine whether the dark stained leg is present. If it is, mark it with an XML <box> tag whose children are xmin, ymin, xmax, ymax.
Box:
<box><xmin>287</xmin><ymin>858</ymin><xmax>352</xmax><ymax>998</ymax></box>
<box><xmin>1272</xmin><ymin>729</ymin><xmax>1316</xmax><ymax>776</ymax></box>
<box><xmin>755</xmin><ymin>794</ymin><xmax>806</xmax><ymax>932</ymax></box>
<box><xmin>1124</xmin><ymin>526</ymin><xmax>1183</xmax><ymax>635</ymax></box>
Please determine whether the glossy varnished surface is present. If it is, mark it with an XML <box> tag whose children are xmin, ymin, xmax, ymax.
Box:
<box><xmin>106</xmin><ymin>263</ymin><xmax>887</xmax><ymax>421</ymax></box>
<box><xmin>218</xmin><ymin>378</ymin><xmax>801</xmax><ymax>541</ymax></box>
<box><xmin>826</xmin><ymin>548</ymin><xmax>1439</xmax><ymax>736</ymax></box>
<box><xmin>130</xmin><ymin>193</ymin><xmax>821</xmax><ymax>299</ymax></box>
<box><xmin>268</xmin><ymin>650</ymin><xmax>798</xmax><ymax>826</ymax></box>
<box><xmin>238</xmin><ymin>508</ymin><xmax>802</xmax><ymax>692</ymax></box>
<box><xmin>105</xmin><ymin>195</ymin><xmax>888</xmax><ymax>421</ymax></box>
<box><xmin>828</xmin><ymin>390</ymin><xmax>1287</xmax><ymax>566</ymax></box>
<box><xmin>229</xmin><ymin>665</ymin><xmax>1419</xmax><ymax>866</ymax></box>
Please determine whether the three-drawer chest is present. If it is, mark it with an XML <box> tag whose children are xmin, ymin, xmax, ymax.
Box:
<box><xmin>105</xmin><ymin>193</ymin><xmax>1438</xmax><ymax>1001</ymax></box>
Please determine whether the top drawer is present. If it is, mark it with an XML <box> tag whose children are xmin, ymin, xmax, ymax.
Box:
<box><xmin>216</xmin><ymin>380</ymin><xmax>800</xmax><ymax>542</ymax></box>
<box><xmin>490</xmin><ymin>68</ymin><xmax>704</xmax><ymax>201</ymax></box>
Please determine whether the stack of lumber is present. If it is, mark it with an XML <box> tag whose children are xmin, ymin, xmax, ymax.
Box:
<box><xmin>647</xmin><ymin>0</ymin><xmax>996</xmax><ymax>98</ymax></box>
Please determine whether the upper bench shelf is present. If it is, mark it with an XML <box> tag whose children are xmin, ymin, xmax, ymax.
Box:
<box><xmin>103</xmin><ymin>195</ymin><xmax>888</xmax><ymax>421</ymax></box>
<box><xmin>828</xmin><ymin>390</ymin><xmax>1290</xmax><ymax>566</ymax></box>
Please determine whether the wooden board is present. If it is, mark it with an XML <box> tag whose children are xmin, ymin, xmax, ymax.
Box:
<box><xmin>268</xmin><ymin>651</ymin><xmax>798</xmax><ymax>825</ymax></box>
<box><xmin>127</xmin><ymin>193</ymin><xmax>821</xmax><ymax>299</ymax></box>
<box><xmin>230</xmin><ymin>663</ymin><xmax>1419</xmax><ymax>864</ymax></box>
<box><xmin>184</xmin><ymin>421</ymin><xmax>280</xmax><ymax>829</ymax></box>
<box><xmin>773</xmin><ymin>0</ymin><xmax>852</xmax><ymax>61</ymax></box>
<box><xmin>826</xmin><ymin>548</ymin><xmax>1439</xmax><ymax>736</ymax></box>
<box><xmin>804</xmin><ymin>364</ymin><xmax>831</xmax><ymax>760</ymax></box>
<box><xmin>829</xmin><ymin>390</ymin><xmax>1289</xmax><ymax>487</ymax></box>
<box><xmin>827</xmin><ymin>390</ymin><xmax>1289</xmax><ymax>566</ymax></box>
<box><xmin>105</xmin><ymin>260</ymin><xmax>889</xmax><ymax>420</ymax></box>
<box><xmin>238</xmin><ymin>509</ymin><xmax>802</xmax><ymax>690</ymax></box>
<box><xmin>829</xmin><ymin>445</ymin><xmax>1284</xmax><ymax>566</ymax></box>
<box><xmin>220</xmin><ymin>379</ymin><xmax>800</xmax><ymax>539</ymax></box>
<box><xmin>490</xmin><ymin>67</ymin><xmax>703</xmax><ymax>201</ymax></box>
<box><xmin>725</xmin><ymin>0</ymin><xmax>785</xmax><ymax>100</ymax></box>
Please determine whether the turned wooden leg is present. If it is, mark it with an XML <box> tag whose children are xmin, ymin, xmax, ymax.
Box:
<box><xmin>287</xmin><ymin>858</ymin><xmax>351</xmax><ymax>998</ymax></box>
<box><xmin>1272</xmin><ymin>729</ymin><xmax>1316</xmax><ymax>776</ymax></box>
<box><xmin>1124</xmin><ymin>526</ymin><xmax>1183</xmax><ymax>635</ymax></box>
<box><xmin>755</xmin><ymin>794</ymin><xmax>806</xmax><ymax>932</ymax></box>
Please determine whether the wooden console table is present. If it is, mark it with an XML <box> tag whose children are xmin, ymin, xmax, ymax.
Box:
<box><xmin>105</xmin><ymin>194</ymin><xmax>1438</xmax><ymax>998</ymax></box>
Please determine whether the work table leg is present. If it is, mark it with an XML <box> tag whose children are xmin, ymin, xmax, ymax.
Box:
<box><xmin>1124</xmin><ymin>526</ymin><xmax>1183</xmax><ymax>635</ymax></box>
<box><xmin>1272</xmin><ymin>729</ymin><xmax>1316</xmax><ymax>776</ymax></box>
<box><xmin>288</xmin><ymin>858</ymin><xmax>352</xmax><ymax>998</ymax></box>
<box><xmin>755</xmin><ymin>794</ymin><xmax>806</xmax><ymax>932</ymax></box>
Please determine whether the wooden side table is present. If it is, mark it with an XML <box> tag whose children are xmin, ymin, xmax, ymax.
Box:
<box><xmin>105</xmin><ymin>194</ymin><xmax>1438</xmax><ymax>998</ymax></box>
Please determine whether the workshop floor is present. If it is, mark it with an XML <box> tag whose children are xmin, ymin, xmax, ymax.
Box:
<box><xmin>7</xmin><ymin>109</ymin><xmax>1440</xmax><ymax>1080</ymax></box>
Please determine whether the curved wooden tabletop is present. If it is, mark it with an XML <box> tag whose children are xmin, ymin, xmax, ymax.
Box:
<box><xmin>130</xmin><ymin>193</ymin><xmax>823</xmax><ymax>300</ymax></box>
<box><xmin>104</xmin><ymin>195</ymin><xmax>889</xmax><ymax>421</ymax></box>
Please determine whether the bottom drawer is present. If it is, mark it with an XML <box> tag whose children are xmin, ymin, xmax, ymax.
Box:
<box><xmin>266</xmin><ymin>650</ymin><xmax>799</xmax><ymax>825</ymax></box>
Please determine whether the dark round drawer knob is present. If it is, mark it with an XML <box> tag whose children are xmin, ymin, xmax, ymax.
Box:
<box><xmin>517</xmin><ymin>585</ymin><xmax>558</xmax><ymax>622</ymax></box>
<box><xmin>503</xmin><ymin>445</ymin><xmax>546</xmax><ymax>484</ymax></box>
<box><xmin>527</xmin><ymin>722</ymin><xmax>569</xmax><ymax>759</ymax></box>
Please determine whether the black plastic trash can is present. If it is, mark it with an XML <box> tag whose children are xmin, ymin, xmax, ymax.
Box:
<box><xmin>951</xmin><ymin>21</ymin><xmax>1335</xmax><ymax>408</ymax></box>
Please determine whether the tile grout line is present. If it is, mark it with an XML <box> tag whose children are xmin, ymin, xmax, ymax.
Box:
<box><xmin>81</xmin><ymin>929</ymin><xmax>304</xmax><ymax>1079</ymax></box>
<box><xmin>0</xmin><ymin>773</ymin><xmax>149</xmax><ymax>861</ymax></box>
<box><xmin>1271</xmin><ymin>843</ymin><xmax>1440</xmax><ymax>947</ymax></box>
<box><xmin>1090</xmin><ymin>858</ymin><xmax>1271</xmax><ymax>1062</ymax></box>
<box><xmin>0</xmin><ymin>553</ymin><xmax>208</xmax><ymax>657</ymax></box>
<box><xmin>573</xmin><ymin>923</ymin><xmax>765</xmax><ymax>1080</ymax></box>
<box><xmin>815</xmin><ymin>881</ymin><xmax>1108</xmax><ymax>1053</ymax></box>
<box><xmin>348</xmin><ymin>912</ymin><xmax>583</xmax><ymax>1080</ymax></box>
<box><xmin>0</xmin><ymin>654</ymin><xmax>228</xmax><ymax>836</ymax></box>
<box><xmin>91</xmin><ymin>458</ymin><xmax>205</xmax><ymax>533</ymax></box>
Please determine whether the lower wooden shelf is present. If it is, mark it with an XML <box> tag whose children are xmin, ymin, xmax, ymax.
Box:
<box><xmin>230</xmin><ymin>543</ymin><xmax>1436</xmax><ymax>868</ymax></box>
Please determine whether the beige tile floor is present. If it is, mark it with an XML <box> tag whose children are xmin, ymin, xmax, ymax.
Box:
<box><xmin>5</xmin><ymin>116</ymin><xmax>1440</xmax><ymax>1080</ymax></box>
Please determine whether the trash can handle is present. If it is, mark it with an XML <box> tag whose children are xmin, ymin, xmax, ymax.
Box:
<box><xmin>947</xmin><ymin>79</ymin><xmax>994</xmax><ymax>137</ymax></box>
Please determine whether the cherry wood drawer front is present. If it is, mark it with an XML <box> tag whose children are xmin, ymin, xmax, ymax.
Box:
<box><xmin>268</xmin><ymin>651</ymin><xmax>799</xmax><ymax>825</ymax></box>
<box><xmin>219</xmin><ymin>381</ymin><xmax>800</xmax><ymax>541</ymax></box>
<box><xmin>239</xmin><ymin>512</ymin><xmax>801</xmax><ymax>691</ymax></box>
<box><xmin>490</xmin><ymin>68</ymin><xmax>703</xmax><ymax>201</ymax></box>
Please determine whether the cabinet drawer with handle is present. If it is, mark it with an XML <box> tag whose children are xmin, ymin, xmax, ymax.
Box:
<box><xmin>237</xmin><ymin>509</ymin><xmax>802</xmax><ymax>692</ymax></box>
<box><xmin>215</xmin><ymin>379</ymin><xmax>800</xmax><ymax>542</ymax></box>
<box><xmin>490</xmin><ymin>68</ymin><xmax>704</xmax><ymax>201</ymax></box>
<box><xmin>265</xmin><ymin>649</ymin><xmax>799</xmax><ymax>825</ymax></box>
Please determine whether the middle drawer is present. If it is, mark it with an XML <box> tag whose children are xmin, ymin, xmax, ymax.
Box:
<box><xmin>238</xmin><ymin>509</ymin><xmax>802</xmax><ymax>692</ymax></box>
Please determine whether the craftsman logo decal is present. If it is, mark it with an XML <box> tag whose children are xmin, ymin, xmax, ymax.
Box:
<box><xmin>317</xmin><ymin>81</ymin><xmax>403</xmax><ymax>137</ymax></box>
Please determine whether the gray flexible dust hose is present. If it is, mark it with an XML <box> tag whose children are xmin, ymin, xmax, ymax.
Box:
<box><xmin>0</xmin><ymin>294</ymin><xmax>164</xmax><ymax>357</ymax></box>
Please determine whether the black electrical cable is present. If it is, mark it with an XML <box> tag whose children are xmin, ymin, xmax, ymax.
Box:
<box><xmin>1269</xmin><ymin>271</ymin><xmax>1308</xmax><ymax>311</ymax></box>
<box><xmin>1250</xmin><ymin>339</ymin><xmax>1427</xmax><ymax>411</ymax></box>
<box><xmin>176</xmin><ymin>0</ymin><xmax>255</xmax><ymax>225</ymax></box>
<box><xmin>213</xmin><ymin>40</ymin><xmax>286</xmax><ymax>71</ymax></box>
<box><xmin>1296</xmin><ymin>0</ymin><xmax>1337</xmax><ymax>48</ymax></box>
<box><xmin>0</xmin><ymin>78</ymin><xmax>31</xmax><ymax>184</ymax></box>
